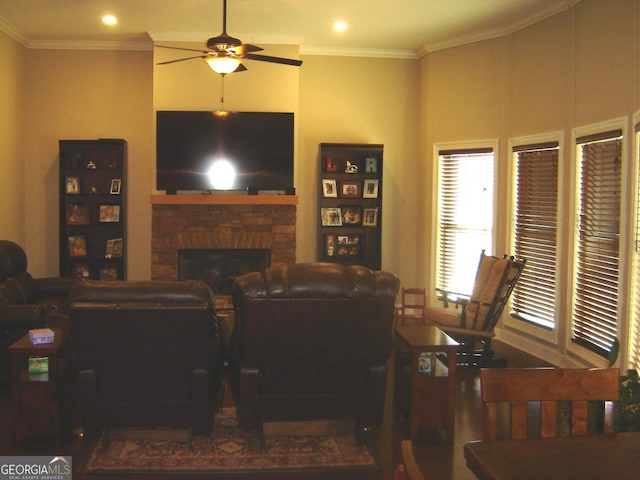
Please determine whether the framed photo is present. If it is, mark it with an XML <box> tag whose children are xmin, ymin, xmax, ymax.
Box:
<box><xmin>363</xmin><ymin>179</ymin><xmax>379</xmax><ymax>198</ymax></box>
<box><xmin>71</xmin><ymin>263</ymin><xmax>90</xmax><ymax>278</ymax></box>
<box><xmin>340</xmin><ymin>205</ymin><xmax>362</xmax><ymax>225</ymax></box>
<box><xmin>110</xmin><ymin>179</ymin><xmax>122</xmax><ymax>194</ymax></box>
<box><xmin>68</xmin><ymin>235</ymin><xmax>87</xmax><ymax>257</ymax></box>
<box><xmin>325</xmin><ymin>234</ymin><xmax>337</xmax><ymax>257</ymax></box>
<box><xmin>321</xmin><ymin>207</ymin><xmax>342</xmax><ymax>227</ymax></box>
<box><xmin>362</xmin><ymin>207</ymin><xmax>379</xmax><ymax>227</ymax></box>
<box><xmin>340</xmin><ymin>181</ymin><xmax>361</xmax><ymax>198</ymax></box>
<box><xmin>66</xmin><ymin>201</ymin><xmax>89</xmax><ymax>225</ymax></box>
<box><xmin>337</xmin><ymin>235</ymin><xmax>361</xmax><ymax>257</ymax></box>
<box><xmin>99</xmin><ymin>204</ymin><xmax>120</xmax><ymax>222</ymax></box>
<box><xmin>322</xmin><ymin>179</ymin><xmax>338</xmax><ymax>198</ymax></box>
<box><xmin>99</xmin><ymin>266</ymin><xmax>119</xmax><ymax>280</ymax></box>
<box><xmin>65</xmin><ymin>177</ymin><xmax>80</xmax><ymax>194</ymax></box>
<box><xmin>105</xmin><ymin>238</ymin><xmax>123</xmax><ymax>259</ymax></box>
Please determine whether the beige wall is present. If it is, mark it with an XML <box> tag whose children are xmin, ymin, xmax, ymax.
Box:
<box><xmin>419</xmin><ymin>0</ymin><xmax>640</xmax><ymax>366</ymax></box>
<box><xmin>21</xmin><ymin>49</ymin><xmax>153</xmax><ymax>279</ymax></box>
<box><xmin>298</xmin><ymin>55</ymin><xmax>420</xmax><ymax>280</ymax></box>
<box><xmin>0</xmin><ymin>33</ymin><xmax>25</xmax><ymax>244</ymax></box>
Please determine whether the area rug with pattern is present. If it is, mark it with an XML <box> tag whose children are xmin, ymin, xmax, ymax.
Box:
<box><xmin>81</xmin><ymin>408</ymin><xmax>378</xmax><ymax>479</ymax></box>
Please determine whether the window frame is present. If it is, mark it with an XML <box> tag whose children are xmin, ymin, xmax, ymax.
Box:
<box><xmin>568</xmin><ymin>117</ymin><xmax>631</xmax><ymax>365</ymax></box>
<box><xmin>503</xmin><ymin>133</ymin><xmax>563</xmax><ymax>345</ymax></box>
<box><xmin>431</xmin><ymin>140</ymin><xmax>499</xmax><ymax>304</ymax></box>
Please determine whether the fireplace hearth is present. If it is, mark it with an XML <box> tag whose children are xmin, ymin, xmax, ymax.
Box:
<box><xmin>179</xmin><ymin>248</ymin><xmax>270</xmax><ymax>295</ymax></box>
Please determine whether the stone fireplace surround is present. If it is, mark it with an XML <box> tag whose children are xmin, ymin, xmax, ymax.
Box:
<box><xmin>150</xmin><ymin>195</ymin><xmax>297</xmax><ymax>304</ymax></box>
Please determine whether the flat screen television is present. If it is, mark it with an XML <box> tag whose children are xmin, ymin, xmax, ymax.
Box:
<box><xmin>156</xmin><ymin>111</ymin><xmax>294</xmax><ymax>192</ymax></box>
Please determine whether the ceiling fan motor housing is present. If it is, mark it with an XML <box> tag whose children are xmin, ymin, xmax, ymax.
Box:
<box><xmin>207</xmin><ymin>34</ymin><xmax>242</xmax><ymax>50</ymax></box>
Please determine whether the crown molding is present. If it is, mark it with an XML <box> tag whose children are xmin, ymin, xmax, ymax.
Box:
<box><xmin>300</xmin><ymin>45</ymin><xmax>417</xmax><ymax>60</ymax></box>
<box><xmin>26</xmin><ymin>39</ymin><xmax>153</xmax><ymax>51</ymax></box>
<box><xmin>0</xmin><ymin>15</ymin><xmax>27</xmax><ymax>46</ymax></box>
<box><xmin>421</xmin><ymin>0</ymin><xmax>581</xmax><ymax>54</ymax></box>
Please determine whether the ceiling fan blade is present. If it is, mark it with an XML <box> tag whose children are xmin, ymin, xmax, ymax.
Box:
<box><xmin>234</xmin><ymin>64</ymin><xmax>248</xmax><ymax>73</ymax></box>
<box><xmin>243</xmin><ymin>44</ymin><xmax>264</xmax><ymax>53</ymax></box>
<box><xmin>156</xmin><ymin>55</ymin><xmax>207</xmax><ymax>65</ymax></box>
<box><xmin>156</xmin><ymin>45</ymin><xmax>210</xmax><ymax>54</ymax></box>
<box><xmin>245</xmin><ymin>53</ymin><xmax>303</xmax><ymax>66</ymax></box>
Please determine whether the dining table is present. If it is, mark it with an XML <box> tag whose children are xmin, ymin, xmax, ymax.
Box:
<box><xmin>464</xmin><ymin>432</ymin><xmax>640</xmax><ymax>480</ymax></box>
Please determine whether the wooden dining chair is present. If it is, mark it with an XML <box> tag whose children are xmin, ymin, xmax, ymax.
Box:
<box><xmin>480</xmin><ymin>367</ymin><xmax>620</xmax><ymax>440</ymax></box>
<box><xmin>395</xmin><ymin>287</ymin><xmax>426</xmax><ymax>326</ymax></box>
<box><xmin>393</xmin><ymin>440</ymin><xmax>426</xmax><ymax>480</ymax></box>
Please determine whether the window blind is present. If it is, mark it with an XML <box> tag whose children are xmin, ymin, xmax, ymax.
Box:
<box><xmin>437</xmin><ymin>149</ymin><xmax>494</xmax><ymax>294</ymax></box>
<box><xmin>512</xmin><ymin>143</ymin><xmax>559</xmax><ymax>328</ymax></box>
<box><xmin>573</xmin><ymin>132</ymin><xmax>622</xmax><ymax>356</ymax></box>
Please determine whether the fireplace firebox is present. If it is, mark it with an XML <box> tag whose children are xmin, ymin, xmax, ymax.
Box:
<box><xmin>178</xmin><ymin>249</ymin><xmax>270</xmax><ymax>295</ymax></box>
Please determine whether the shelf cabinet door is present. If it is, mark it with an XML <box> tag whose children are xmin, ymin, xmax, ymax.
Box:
<box><xmin>59</xmin><ymin>139</ymin><xmax>127</xmax><ymax>280</ymax></box>
<box><xmin>317</xmin><ymin>143</ymin><xmax>383</xmax><ymax>271</ymax></box>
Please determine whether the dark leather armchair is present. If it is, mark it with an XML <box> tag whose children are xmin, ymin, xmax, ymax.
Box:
<box><xmin>70</xmin><ymin>280</ymin><xmax>224</xmax><ymax>438</ymax></box>
<box><xmin>230</xmin><ymin>262</ymin><xmax>400</xmax><ymax>435</ymax></box>
<box><xmin>0</xmin><ymin>240</ymin><xmax>81</xmax><ymax>384</ymax></box>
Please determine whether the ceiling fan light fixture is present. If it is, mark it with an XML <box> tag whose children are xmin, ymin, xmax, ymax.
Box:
<box><xmin>206</xmin><ymin>55</ymin><xmax>241</xmax><ymax>74</ymax></box>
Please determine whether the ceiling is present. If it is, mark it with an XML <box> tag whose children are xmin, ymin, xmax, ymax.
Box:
<box><xmin>0</xmin><ymin>0</ymin><xmax>580</xmax><ymax>57</ymax></box>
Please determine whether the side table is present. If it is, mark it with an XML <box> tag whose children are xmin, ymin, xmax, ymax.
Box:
<box><xmin>394</xmin><ymin>325</ymin><xmax>459</xmax><ymax>440</ymax></box>
<box><xmin>9</xmin><ymin>328</ymin><xmax>71</xmax><ymax>446</ymax></box>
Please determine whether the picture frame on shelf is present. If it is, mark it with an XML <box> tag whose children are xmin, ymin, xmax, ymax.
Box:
<box><xmin>71</xmin><ymin>263</ymin><xmax>90</xmax><ymax>278</ymax></box>
<box><xmin>99</xmin><ymin>265</ymin><xmax>119</xmax><ymax>280</ymax></box>
<box><xmin>110</xmin><ymin>179</ymin><xmax>122</xmax><ymax>194</ymax></box>
<box><xmin>325</xmin><ymin>234</ymin><xmax>337</xmax><ymax>257</ymax></box>
<box><xmin>68</xmin><ymin>235</ymin><xmax>87</xmax><ymax>257</ymax></box>
<box><xmin>340</xmin><ymin>205</ymin><xmax>362</xmax><ymax>226</ymax></box>
<box><xmin>340</xmin><ymin>181</ymin><xmax>361</xmax><ymax>198</ymax></box>
<box><xmin>105</xmin><ymin>238</ymin><xmax>123</xmax><ymax>259</ymax></box>
<box><xmin>337</xmin><ymin>235</ymin><xmax>360</xmax><ymax>257</ymax></box>
<box><xmin>363</xmin><ymin>179</ymin><xmax>379</xmax><ymax>198</ymax></box>
<box><xmin>321</xmin><ymin>207</ymin><xmax>343</xmax><ymax>227</ymax></box>
<box><xmin>322</xmin><ymin>179</ymin><xmax>338</xmax><ymax>198</ymax></box>
<box><xmin>65</xmin><ymin>177</ymin><xmax>80</xmax><ymax>194</ymax></box>
<box><xmin>362</xmin><ymin>207</ymin><xmax>379</xmax><ymax>227</ymax></box>
<box><xmin>65</xmin><ymin>201</ymin><xmax>90</xmax><ymax>225</ymax></box>
<box><xmin>99</xmin><ymin>204</ymin><xmax>120</xmax><ymax>223</ymax></box>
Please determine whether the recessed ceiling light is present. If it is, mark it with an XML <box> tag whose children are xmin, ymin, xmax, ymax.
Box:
<box><xmin>333</xmin><ymin>21</ymin><xmax>348</xmax><ymax>32</ymax></box>
<box><xmin>102</xmin><ymin>14</ymin><xmax>118</xmax><ymax>26</ymax></box>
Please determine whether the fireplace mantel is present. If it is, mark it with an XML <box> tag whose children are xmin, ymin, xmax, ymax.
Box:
<box><xmin>150</xmin><ymin>194</ymin><xmax>298</xmax><ymax>206</ymax></box>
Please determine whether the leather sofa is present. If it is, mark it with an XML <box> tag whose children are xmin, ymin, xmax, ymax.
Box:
<box><xmin>0</xmin><ymin>240</ymin><xmax>81</xmax><ymax>384</ymax></box>
<box><xmin>70</xmin><ymin>280</ymin><xmax>224</xmax><ymax>438</ymax></box>
<box><xmin>229</xmin><ymin>262</ymin><xmax>400</xmax><ymax>435</ymax></box>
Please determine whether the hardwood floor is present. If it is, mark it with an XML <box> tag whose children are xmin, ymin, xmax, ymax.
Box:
<box><xmin>0</xmin><ymin>340</ymin><xmax>550</xmax><ymax>479</ymax></box>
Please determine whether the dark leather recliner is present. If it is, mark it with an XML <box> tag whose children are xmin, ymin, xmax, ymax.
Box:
<box><xmin>70</xmin><ymin>280</ymin><xmax>224</xmax><ymax>438</ymax></box>
<box><xmin>0</xmin><ymin>240</ymin><xmax>81</xmax><ymax>384</ymax></box>
<box><xmin>230</xmin><ymin>262</ymin><xmax>400</xmax><ymax>435</ymax></box>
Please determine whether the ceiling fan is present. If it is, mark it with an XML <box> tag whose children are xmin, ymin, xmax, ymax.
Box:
<box><xmin>156</xmin><ymin>0</ymin><xmax>303</xmax><ymax>75</ymax></box>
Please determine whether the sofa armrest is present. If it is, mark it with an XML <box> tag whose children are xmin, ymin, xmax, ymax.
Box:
<box><xmin>0</xmin><ymin>304</ymin><xmax>44</xmax><ymax>329</ymax></box>
<box><xmin>33</xmin><ymin>277</ymin><xmax>82</xmax><ymax>300</ymax></box>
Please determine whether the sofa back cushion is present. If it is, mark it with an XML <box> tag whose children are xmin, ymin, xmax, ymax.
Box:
<box><xmin>231</xmin><ymin>263</ymin><xmax>400</xmax><ymax>394</ymax></box>
<box><xmin>70</xmin><ymin>280</ymin><xmax>220</xmax><ymax>401</ymax></box>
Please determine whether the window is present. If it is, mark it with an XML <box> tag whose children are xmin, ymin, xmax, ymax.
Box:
<box><xmin>511</xmin><ymin>142</ymin><xmax>559</xmax><ymax>329</ymax></box>
<box><xmin>631</xmin><ymin>122</ymin><xmax>640</xmax><ymax>370</ymax></box>
<box><xmin>436</xmin><ymin>148</ymin><xmax>494</xmax><ymax>295</ymax></box>
<box><xmin>573</xmin><ymin>130</ymin><xmax>622</xmax><ymax>357</ymax></box>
